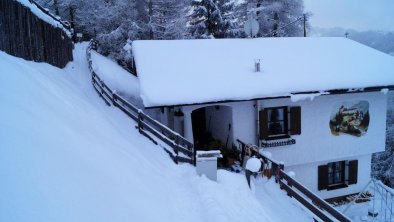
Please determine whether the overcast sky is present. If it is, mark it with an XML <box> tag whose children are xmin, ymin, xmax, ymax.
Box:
<box><xmin>303</xmin><ymin>0</ymin><xmax>394</xmax><ymax>31</ymax></box>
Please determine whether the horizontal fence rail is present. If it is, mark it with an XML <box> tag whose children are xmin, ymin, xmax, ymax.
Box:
<box><xmin>280</xmin><ymin>171</ymin><xmax>351</xmax><ymax>222</ymax></box>
<box><xmin>237</xmin><ymin>139</ymin><xmax>351</xmax><ymax>222</ymax></box>
<box><xmin>87</xmin><ymin>40</ymin><xmax>194</xmax><ymax>165</ymax></box>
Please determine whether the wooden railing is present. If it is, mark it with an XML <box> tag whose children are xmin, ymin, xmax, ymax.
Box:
<box><xmin>236</xmin><ymin>139</ymin><xmax>351</xmax><ymax>222</ymax></box>
<box><xmin>279</xmin><ymin>172</ymin><xmax>351</xmax><ymax>222</ymax></box>
<box><xmin>87</xmin><ymin>40</ymin><xmax>194</xmax><ymax>164</ymax></box>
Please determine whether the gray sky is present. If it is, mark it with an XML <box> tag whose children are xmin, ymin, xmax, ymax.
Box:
<box><xmin>303</xmin><ymin>0</ymin><xmax>394</xmax><ymax>31</ymax></box>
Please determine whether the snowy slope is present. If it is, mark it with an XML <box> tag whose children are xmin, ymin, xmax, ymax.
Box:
<box><xmin>0</xmin><ymin>43</ymin><xmax>311</xmax><ymax>222</ymax></box>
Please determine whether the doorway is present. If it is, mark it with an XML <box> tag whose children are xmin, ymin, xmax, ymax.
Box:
<box><xmin>191</xmin><ymin>105</ymin><xmax>233</xmax><ymax>151</ymax></box>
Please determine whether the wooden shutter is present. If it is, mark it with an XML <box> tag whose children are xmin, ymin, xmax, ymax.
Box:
<box><xmin>348</xmin><ymin>160</ymin><xmax>358</xmax><ymax>185</ymax></box>
<box><xmin>259</xmin><ymin>109</ymin><xmax>268</xmax><ymax>140</ymax></box>
<box><xmin>318</xmin><ymin>165</ymin><xmax>328</xmax><ymax>190</ymax></box>
<box><xmin>290</xmin><ymin>106</ymin><xmax>301</xmax><ymax>135</ymax></box>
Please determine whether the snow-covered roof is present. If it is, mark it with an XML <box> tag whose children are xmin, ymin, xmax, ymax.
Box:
<box><xmin>132</xmin><ymin>37</ymin><xmax>394</xmax><ymax>108</ymax></box>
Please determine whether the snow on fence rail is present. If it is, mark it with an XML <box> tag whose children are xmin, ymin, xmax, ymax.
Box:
<box><xmin>236</xmin><ymin>139</ymin><xmax>351</xmax><ymax>222</ymax></box>
<box><xmin>87</xmin><ymin>40</ymin><xmax>194</xmax><ymax>165</ymax></box>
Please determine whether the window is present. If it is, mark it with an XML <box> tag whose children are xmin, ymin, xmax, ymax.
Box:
<box><xmin>267</xmin><ymin>107</ymin><xmax>288</xmax><ymax>137</ymax></box>
<box><xmin>318</xmin><ymin>160</ymin><xmax>358</xmax><ymax>191</ymax></box>
<box><xmin>328</xmin><ymin>161</ymin><xmax>345</xmax><ymax>187</ymax></box>
<box><xmin>259</xmin><ymin>106</ymin><xmax>301</xmax><ymax>141</ymax></box>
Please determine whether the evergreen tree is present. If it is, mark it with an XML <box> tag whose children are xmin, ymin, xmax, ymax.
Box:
<box><xmin>255</xmin><ymin>0</ymin><xmax>307</xmax><ymax>37</ymax></box>
<box><xmin>150</xmin><ymin>0</ymin><xmax>188</xmax><ymax>40</ymax></box>
<box><xmin>188</xmin><ymin>0</ymin><xmax>237</xmax><ymax>39</ymax></box>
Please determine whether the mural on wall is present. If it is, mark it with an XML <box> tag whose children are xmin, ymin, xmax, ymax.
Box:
<box><xmin>329</xmin><ymin>101</ymin><xmax>370</xmax><ymax>137</ymax></box>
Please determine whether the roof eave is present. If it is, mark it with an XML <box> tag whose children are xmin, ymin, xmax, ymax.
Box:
<box><xmin>145</xmin><ymin>85</ymin><xmax>394</xmax><ymax>109</ymax></box>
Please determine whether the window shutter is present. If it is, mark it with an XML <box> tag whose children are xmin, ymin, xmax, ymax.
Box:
<box><xmin>259</xmin><ymin>109</ymin><xmax>268</xmax><ymax>140</ymax></box>
<box><xmin>318</xmin><ymin>165</ymin><xmax>328</xmax><ymax>190</ymax></box>
<box><xmin>348</xmin><ymin>160</ymin><xmax>358</xmax><ymax>185</ymax></box>
<box><xmin>290</xmin><ymin>106</ymin><xmax>301</xmax><ymax>135</ymax></box>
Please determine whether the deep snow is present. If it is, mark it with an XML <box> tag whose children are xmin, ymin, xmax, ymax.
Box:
<box><xmin>90</xmin><ymin>50</ymin><xmax>142</xmax><ymax>107</ymax></box>
<box><xmin>133</xmin><ymin>38</ymin><xmax>394</xmax><ymax>107</ymax></box>
<box><xmin>0</xmin><ymin>43</ymin><xmax>312</xmax><ymax>222</ymax></box>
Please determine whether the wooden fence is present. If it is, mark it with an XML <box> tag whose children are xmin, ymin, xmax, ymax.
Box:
<box><xmin>237</xmin><ymin>139</ymin><xmax>351</xmax><ymax>222</ymax></box>
<box><xmin>87</xmin><ymin>40</ymin><xmax>194</xmax><ymax>165</ymax></box>
<box><xmin>0</xmin><ymin>0</ymin><xmax>73</xmax><ymax>68</ymax></box>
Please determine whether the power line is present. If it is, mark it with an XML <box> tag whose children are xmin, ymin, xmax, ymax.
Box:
<box><xmin>262</xmin><ymin>15</ymin><xmax>305</xmax><ymax>37</ymax></box>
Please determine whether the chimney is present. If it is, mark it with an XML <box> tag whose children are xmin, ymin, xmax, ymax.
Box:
<box><xmin>255</xmin><ymin>59</ymin><xmax>261</xmax><ymax>72</ymax></box>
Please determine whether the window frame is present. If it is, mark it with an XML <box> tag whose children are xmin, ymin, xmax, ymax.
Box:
<box><xmin>265</xmin><ymin>106</ymin><xmax>289</xmax><ymax>140</ymax></box>
<box><xmin>327</xmin><ymin>161</ymin><xmax>348</xmax><ymax>190</ymax></box>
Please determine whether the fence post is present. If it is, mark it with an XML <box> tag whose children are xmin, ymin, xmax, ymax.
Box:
<box><xmin>112</xmin><ymin>93</ymin><xmax>117</xmax><ymax>107</ymax></box>
<box><xmin>286</xmin><ymin>171</ymin><xmax>295</xmax><ymax>198</ymax></box>
<box><xmin>287</xmin><ymin>179</ymin><xmax>292</xmax><ymax>197</ymax></box>
<box><xmin>138</xmin><ymin>111</ymin><xmax>143</xmax><ymax>133</ymax></box>
<box><xmin>279</xmin><ymin>163</ymin><xmax>284</xmax><ymax>178</ymax></box>
<box><xmin>275</xmin><ymin>163</ymin><xmax>284</xmax><ymax>184</ymax></box>
<box><xmin>191</xmin><ymin>145</ymin><xmax>196</xmax><ymax>166</ymax></box>
<box><xmin>100</xmin><ymin>81</ymin><xmax>104</xmax><ymax>96</ymax></box>
<box><xmin>174</xmin><ymin>135</ymin><xmax>179</xmax><ymax>164</ymax></box>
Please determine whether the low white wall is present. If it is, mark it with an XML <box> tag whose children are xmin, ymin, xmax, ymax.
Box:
<box><xmin>286</xmin><ymin>154</ymin><xmax>372</xmax><ymax>199</ymax></box>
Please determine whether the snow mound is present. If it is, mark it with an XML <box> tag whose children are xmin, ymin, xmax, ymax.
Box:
<box><xmin>246</xmin><ymin>158</ymin><xmax>262</xmax><ymax>172</ymax></box>
<box><xmin>0</xmin><ymin>44</ymin><xmax>311</xmax><ymax>222</ymax></box>
<box><xmin>90</xmin><ymin>50</ymin><xmax>140</xmax><ymax>102</ymax></box>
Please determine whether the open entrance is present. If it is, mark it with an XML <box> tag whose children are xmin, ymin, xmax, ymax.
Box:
<box><xmin>192</xmin><ymin>105</ymin><xmax>236</xmax><ymax>167</ymax></box>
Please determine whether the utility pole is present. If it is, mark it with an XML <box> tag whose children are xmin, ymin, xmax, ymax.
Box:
<box><xmin>303</xmin><ymin>13</ymin><xmax>306</xmax><ymax>37</ymax></box>
<box><xmin>148</xmin><ymin>0</ymin><xmax>153</xmax><ymax>40</ymax></box>
<box><xmin>69</xmin><ymin>5</ymin><xmax>76</xmax><ymax>41</ymax></box>
<box><xmin>53</xmin><ymin>0</ymin><xmax>59</xmax><ymax>16</ymax></box>
<box><xmin>273</xmin><ymin>12</ymin><xmax>279</xmax><ymax>37</ymax></box>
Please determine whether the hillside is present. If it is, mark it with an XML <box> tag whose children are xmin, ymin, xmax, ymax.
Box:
<box><xmin>310</xmin><ymin>27</ymin><xmax>394</xmax><ymax>56</ymax></box>
<box><xmin>0</xmin><ymin>43</ymin><xmax>311</xmax><ymax>222</ymax></box>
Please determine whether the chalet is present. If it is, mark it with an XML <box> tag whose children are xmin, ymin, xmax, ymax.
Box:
<box><xmin>132</xmin><ymin>37</ymin><xmax>394</xmax><ymax>199</ymax></box>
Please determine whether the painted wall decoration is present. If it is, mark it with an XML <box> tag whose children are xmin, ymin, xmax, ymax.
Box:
<box><xmin>329</xmin><ymin>101</ymin><xmax>370</xmax><ymax>137</ymax></box>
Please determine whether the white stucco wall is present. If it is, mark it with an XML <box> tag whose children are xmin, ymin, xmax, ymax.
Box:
<box><xmin>179</xmin><ymin>91</ymin><xmax>387</xmax><ymax>163</ymax></box>
<box><xmin>286</xmin><ymin>154</ymin><xmax>372</xmax><ymax>199</ymax></box>
<box><xmin>173</xmin><ymin>91</ymin><xmax>387</xmax><ymax>199</ymax></box>
<box><xmin>230</xmin><ymin>101</ymin><xmax>256</xmax><ymax>145</ymax></box>
<box><xmin>260</xmin><ymin>91</ymin><xmax>387</xmax><ymax>166</ymax></box>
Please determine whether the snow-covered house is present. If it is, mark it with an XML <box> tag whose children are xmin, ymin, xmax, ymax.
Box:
<box><xmin>132</xmin><ymin>37</ymin><xmax>394</xmax><ymax>199</ymax></box>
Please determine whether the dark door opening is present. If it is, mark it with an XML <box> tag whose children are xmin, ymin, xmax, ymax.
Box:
<box><xmin>191</xmin><ymin>106</ymin><xmax>233</xmax><ymax>151</ymax></box>
<box><xmin>191</xmin><ymin>107</ymin><xmax>206</xmax><ymax>148</ymax></box>
<box><xmin>192</xmin><ymin>105</ymin><xmax>236</xmax><ymax>168</ymax></box>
